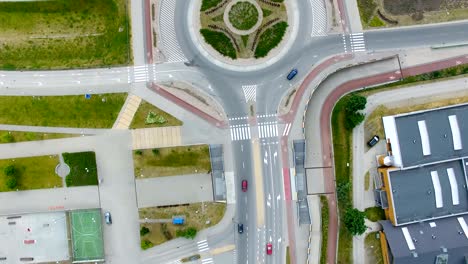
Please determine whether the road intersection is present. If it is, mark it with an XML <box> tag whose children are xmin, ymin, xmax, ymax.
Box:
<box><xmin>1</xmin><ymin>0</ymin><xmax>468</xmax><ymax>264</ymax></box>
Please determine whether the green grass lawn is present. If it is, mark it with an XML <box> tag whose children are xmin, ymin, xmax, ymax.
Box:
<box><xmin>286</xmin><ymin>246</ymin><xmax>291</xmax><ymax>264</ymax></box>
<box><xmin>139</xmin><ymin>202</ymin><xmax>226</xmax><ymax>247</ymax></box>
<box><xmin>365</xmin><ymin>207</ymin><xmax>386</xmax><ymax>222</ymax></box>
<box><xmin>331</xmin><ymin>96</ymin><xmax>354</xmax><ymax>264</ymax></box>
<box><xmin>0</xmin><ymin>93</ymin><xmax>127</xmax><ymax>128</ymax></box>
<box><xmin>133</xmin><ymin>145</ymin><xmax>211</xmax><ymax>178</ymax></box>
<box><xmin>254</xmin><ymin>21</ymin><xmax>288</xmax><ymax>58</ymax></box>
<box><xmin>63</xmin><ymin>152</ymin><xmax>98</xmax><ymax>187</ymax></box>
<box><xmin>130</xmin><ymin>100</ymin><xmax>182</xmax><ymax>129</ymax></box>
<box><xmin>0</xmin><ymin>0</ymin><xmax>131</xmax><ymax>70</ymax></box>
<box><xmin>320</xmin><ymin>196</ymin><xmax>329</xmax><ymax>264</ymax></box>
<box><xmin>228</xmin><ymin>2</ymin><xmax>259</xmax><ymax>30</ymax></box>
<box><xmin>0</xmin><ymin>155</ymin><xmax>62</xmax><ymax>192</ymax></box>
<box><xmin>0</xmin><ymin>131</ymin><xmax>77</xmax><ymax>144</ymax></box>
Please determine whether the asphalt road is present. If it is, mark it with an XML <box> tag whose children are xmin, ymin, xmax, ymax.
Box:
<box><xmin>1</xmin><ymin>1</ymin><xmax>468</xmax><ymax>263</ymax></box>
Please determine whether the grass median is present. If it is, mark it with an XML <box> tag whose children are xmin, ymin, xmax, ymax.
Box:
<box><xmin>0</xmin><ymin>131</ymin><xmax>76</xmax><ymax>144</ymax></box>
<box><xmin>0</xmin><ymin>93</ymin><xmax>126</xmax><ymax>128</ymax></box>
<box><xmin>133</xmin><ymin>145</ymin><xmax>211</xmax><ymax>178</ymax></box>
<box><xmin>320</xmin><ymin>196</ymin><xmax>329</xmax><ymax>264</ymax></box>
<box><xmin>130</xmin><ymin>100</ymin><xmax>182</xmax><ymax>129</ymax></box>
<box><xmin>0</xmin><ymin>155</ymin><xmax>62</xmax><ymax>192</ymax></box>
<box><xmin>0</xmin><ymin>0</ymin><xmax>131</xmax><ymax>70</ymax></box>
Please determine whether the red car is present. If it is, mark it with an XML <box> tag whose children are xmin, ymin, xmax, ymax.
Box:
<box><xmin>241</xmin><ymin>180</ymin><xmax>248</xmax><ymax>192</ymax></box>
<box><xmin>266</xmin><ymin>243</ymin><xmax>273</xmax><ymax>255</ymax></box>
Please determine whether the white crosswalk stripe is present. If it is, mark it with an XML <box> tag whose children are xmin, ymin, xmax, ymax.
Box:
<box><xmin>201</xmin><ymin>257</ymin><xmax>214</xmax><ymax>264</ymax></box>
<box><xmin>229</xmin><ymin>116</ymin><xmax>248</xmax><ymax>121</ymax></box>
<box><xmin>282</xmin><ymin>123</ymin><xmax>292</xmax><ymax>136</ymax></box>
<box><xmin>242</xmin><ymin>85</ymin><xmax>257</xmax><ymax>102</ymax></box>
<box><xmin>342</xmin><ymin>34</ymin><xmax>348</xmax><ymax>53</ymax></box>
<box><xmin>127</xmin><ymin>65</ymin><xmax>149</xmax><ymax>83</ymax></box>
<box><xmin>230</xmin><ymin>124</ymin><xmax>251</xmax><ymax>141</ymax></box>
<box><xmin>159</xmin><ymin>0</ymin><xmax>187</xmax><ymax>62</ymax></box>
<box><xmin>350</xmin><ymin>32</ymin><xmax>366</xmax><ymax>52</ymax></box>
<box><xmin>197</xmin><ymin>239</ymin><xmax>210</xmax><ymax>253</ymax></box>
<box><xmin>258</xmin><ymin>122</ymin><xmax>278</xmax><ymax>139</ymax></box>
<box><xmin>256</xmin><ymin>114</ymin><xmax>276</xmax><ymax>118</ymax></box>
<box><xmin>310</xmin><ymin>0</ymin><xmax>327</xmax><ymax>37</ymax></box>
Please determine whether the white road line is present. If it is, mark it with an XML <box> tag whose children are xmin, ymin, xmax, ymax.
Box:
<box><xmin>242</xmin><ymin>85</ymin><xmax>257</xmax><ymax>102</ymax></box>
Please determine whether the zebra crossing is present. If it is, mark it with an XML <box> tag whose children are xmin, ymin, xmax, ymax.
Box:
<box><xmin>342</xmin><ymin>34</ymin><xmax>348</xmax><ymax>53</ymax></box>
<box><xmin>242</xmin><ymin>85</ymin><xmax>257</xmax><ymax>102</ymax></box>
<box><xmin>197</xmin><ymin>239</ymin><xmax>210</xmax><ymax>253</ymax></box>
<box><xmin>201</xmin><ymin>257</ymin><xmax>214</xmax><ymax>264</ymax></box>
<box><xmin>159</xmin><ymin>0</ymin><xmax>187</xmax><ymax>62</ymax></box>
<box><xmin>350</xmin><ymin>32</ymin><xmax>366</xmax><ymax>52</ymax></box>
<box><xmin>230</xmin><ymin>124</ymin><xmax>251</xmax><ymax>141</ymax></box>
<box><xmin>310</xmin><ymin>0</ymin><xmax>327</xmax><ymax>37</ymax></box>
<box><xmin>129</xmin><ymin>65</ymin><xmax>149</xmax><ymax>83</ymax></box>
<box><xmin>258</xmin><ymin>121</ymin><xmax>278</xmax><ymax>139</ymax></box>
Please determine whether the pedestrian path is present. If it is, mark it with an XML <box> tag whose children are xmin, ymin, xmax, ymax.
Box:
<box><xmin>159</xmin><ymin>0</ymin><xmax>187</xmax><ymax>62</ymax></box>
<box><xmin>197</xmin><ymin>239</ymin><xmax>210</xmax><ymax>253</ymax></box>
<box><xmin>242</xmin><ymin>85</ymin><xmax>257</xmax><ymax>102</ymax></box>
<box><xmin>230</xmin><ymin>124</ymin><xmax>251</xmax><ymax>141</ymax></box>
<box><xmin>114</xmin><ymin>94</ymin><xmax>142</xmax><ymax>129</ymax></box>
<box><xmin>310</xmin><ymin>0</ymin><xmax>327</xmax><ymax>37</ymax></box>
<box><xmin>131</xmin><ymin>126</ymin><xmax>181</xmax><ymax>149</ymax></box>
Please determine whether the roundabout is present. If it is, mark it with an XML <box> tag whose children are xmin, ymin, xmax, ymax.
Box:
<box><xmin>189</xmin><ymin>0</ymin><xmax>299</xmax><ymax>71</ymax></box>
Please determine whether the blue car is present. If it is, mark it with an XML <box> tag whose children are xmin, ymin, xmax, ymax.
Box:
<box><xmin>287</xmin><ymin>69</ymin><xmax>298</xmax><ymax>80</ymax></box>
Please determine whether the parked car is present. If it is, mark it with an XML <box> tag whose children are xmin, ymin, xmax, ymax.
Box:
<box><xmin>241</xmin><ymin>180</ymin><xmax>248</xmax><ymax>192</ymax></box>
<box><xmin>287</xmin><ymin>69</ymin><xmax>298</xmax><ymax>80</ymax></box>
<box><xmin>367</xmin><ymin>135</ymin><xmax>380</xmax><ymax>147</ymax></box>
<box><xmin>266</xmin><ymin>243</ymin><xmax>273</xmax><ymax>255</ymax></box>
<box><xmin>238</xmin><ymin>223</ymin><xmax>244</xmax><ymax>234</ymax></box>
<box><xmin>104</xmin><ymin>212</ymin><xmax>112</xmax><ymax>225</ymax></box>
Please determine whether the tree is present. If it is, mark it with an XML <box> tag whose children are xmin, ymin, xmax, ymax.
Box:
<box><xmin>140</xmin><ymin>226</ymin><xmax>150</xmax><ymax>236</ymax></box>
<box><xmin>4</xmin><ymin>165</ymin><xmax>16</xmax><ymax>177</ymax></box>
<box><xmin>176</xmin><ymin>227</ymin><xmax>197</xmax><ymax>239</ymax></box>
<box><xmin>336</xmin><ymin>182</ymin><xmax>351</xmax><ymax>207</ymax></box>
<box><xmin>345</xmin><ymin>94</ymin><xmax>367</xmax><ymax>113</ymax></box>
<box><xmin>343</xmin><ymin>208</ymin><xmax>366</xmax><ymax>236</ymax></box>
<box><xmin>6</xmin><ymin>176</ymin><xmax>17</xmax><ymax>189</ymax></box>
<box><xmin>141</xmin><ymin>239</ymin><xmax>153</xmax><ymax>250</ymax></box>
<box><xmin>345</xmin><ymin>112</ymin><xmax>365</xmax><ymax>130</ymax></box>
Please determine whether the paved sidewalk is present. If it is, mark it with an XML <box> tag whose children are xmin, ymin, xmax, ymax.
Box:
<box><xmin>114</xmin><ymin>94</ymin><xmax>142</xmax><ymax>129</ymax></box>
<box><xmin>135</xmin><ymin>174</ymin><xmax>214</xmax><ymax>207</ymax></box>
<box><xmin>342</xmin><ymin>0</ymin><xmax>362</xmax><ymax>33</ymax></box>
<box><xmin>0</xmin><ymin>187</ymin><xmax>99</xmax><ymax>215</ymax></box>
<box><xmin>131</xmin><ymin>126</ymin><xmax>182</xmax><ymax>149</ymax></box>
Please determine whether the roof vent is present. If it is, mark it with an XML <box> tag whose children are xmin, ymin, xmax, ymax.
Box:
<box><xmin>458</xmin><ymin>230</ymin><xmax>464</xmax><ymax>235</ymax></box>
<box><xmin>412</xmin><ymin>238</ymin><xmax>418</xmax><ymax>243</ymax></box>
<box><xmin>432</xmin><ymin>235</ymin><xmax>436</xmax><ymax>239</ymax></box>
<box><xmin>411</xmin><ymin>252</ymin><xmax>418</xmax><ymax>258</ymax></box>
<box><xmin>444</xmin><ymin>134</ymin><xmax>447</xmax><ymax>138</ymax></box>
<box><xmin>428</xmin><ymin>190</ymin><xmax>432</xmax><ymax>195</ymax></box>
<box><xmin>441</xmin><ymin>247</ymin><xmax>447</xmax><ymax>253</ymax></box>
<box><xmin>413</xmin><ymin>139</ymin><xmax>416</xmax><ymax>144</ymax></box>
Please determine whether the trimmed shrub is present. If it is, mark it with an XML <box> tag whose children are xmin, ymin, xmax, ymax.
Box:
<box><xmin>200</xmin><ymin>29</ymin><xmax>237</xmax><ymax>59</ymax></box>
<box><xmin>254</xmin><ymin>21</ymin><xmax>288</xmax><ymax>58</ymax></box>
<box><xmin>140</xmin><ymin>226</ymin><xmax>150</xmax><ymax>236</ymax></box>
<box><xmin>201</xmin><ymin>0</ymin><xmax>222</xmax><ymax>11</ymax></box>
<box><xmin>228</xmin><ymin>2</ymin><xmax>259</xmax><ymax>30</ymax></box>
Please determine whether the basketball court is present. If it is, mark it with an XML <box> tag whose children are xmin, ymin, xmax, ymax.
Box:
<box><xmin>70</xmin><ymin>209</ymin><xmax>104</xmax><ymax>262</ymax></box>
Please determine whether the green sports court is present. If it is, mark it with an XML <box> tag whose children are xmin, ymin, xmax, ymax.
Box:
<box><xmin>70</xmin><ymin>209</ymin><xmax>105</xmax><ymax>262</ymax></box>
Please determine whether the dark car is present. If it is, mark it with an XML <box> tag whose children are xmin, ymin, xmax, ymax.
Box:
<box><xmin>238</xmin><ymin>224</ymin><xmax>244</xmax><ymax>234</ymax></box>
<box><xmin>367</xmin><ymin>135</ymin><xmax>380</xmax><ymax>147</ymax></box>
<box><xmin>241</xmin><ymin>180</ymin><xmax>248</xmax><ymax>192</ymax></box>
<box><xmin>287</xmin><ymin>69</ymin><xmax>298</xmax><ymax>80</ymax></box>
<box><xmin>104</xmin><ymin>212</ymin><xmax>112</xmax><ymax>225</ymax></box>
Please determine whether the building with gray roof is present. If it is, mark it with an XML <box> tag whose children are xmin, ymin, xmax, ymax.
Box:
<box><xmin>380</xmin><ymin>215</ymin><xmax>468</xmax><ymax>264</ymax></box>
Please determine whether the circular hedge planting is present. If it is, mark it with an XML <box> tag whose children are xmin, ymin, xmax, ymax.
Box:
<box><xmin>228</xmin><ymin>2</ymin><xmax>260</xmax><ymax>30</ymax></box>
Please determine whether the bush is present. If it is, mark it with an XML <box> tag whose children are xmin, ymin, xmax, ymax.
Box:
<box><xmin>135</xmin><ymin>150</ymin><xmax>143</xmax><ymax>155</ymax></box>
<box><xmin>141</xmin><ymin>239</ymin><xmax>154</xmax><ymax>250</ymax></box>
<box><xmin>343</xmin><ymin>94</ymin><xmax>367</xmax><ymax>130</ymax></box>
<box><xmin>4</xmin><ymin>165</ymin><xmax>16</xmax><ymax>177</ymax></box>
<box><xmin>200</xmin><ymin>29</ymin><xmax>237</xmax><ymax>59</ymax></box>
<box><xmin>152</xmin><ymin>148</ymin><xmax>160</xmax><ymax>155</ymax></box>
<box><xmin>344</xmin><ymin>208</ymin><xmax>366</xmax><ymax>236</ymax></box>
<box><xmin>365</xmin><ymin>207</ymin><xmax>386</xmax><ymax>222</ymax></box>
<box><xmin>6</xmin><ymin>176</ymin><xmax>17</xmax><ymax>189</ymax></box>
<box><xmin>345</xmin><ymin>112</ymin><xmax>365</xmax><ymax>130</ymax></box>
<box><xmin>176</xmin><ymin>227</ymin><xmax>197</xmax><ymax>239</ymax></box>
<box><xmin>1</xmin><ymin>132</ymin><xmax>14</xmax><ymax>143</ymax></box>
<box><xmin>254</xmin><ymin>21</ymin><xmax>288</xmax><ymax>58</ymax></box>
<box><xmin>140</xmin><ymin>226</ymin><xmax>150</xmax><ymax>236</ymax></box>
<box><xmin>336</xmin><ymin>182</ymin><xmax>351</xmax><ymax>207</ymax></box>
<box><xmin>200</xmin><ymin>0</ymin><xmax>222</xmax><ymax>11</ymax></box>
